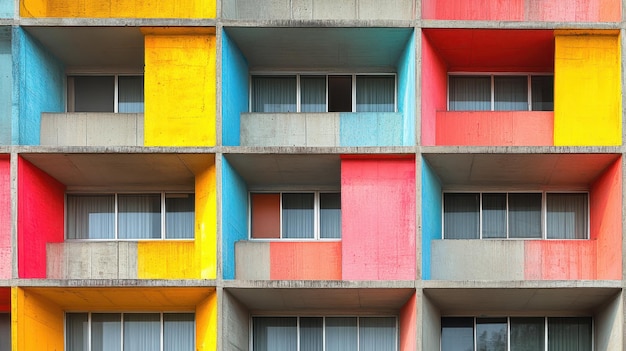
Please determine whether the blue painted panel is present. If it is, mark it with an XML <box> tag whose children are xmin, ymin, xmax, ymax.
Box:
<box><xmin>397</xmin><ymin>30</ymin><xmax>415</xmax><ymax>146</ymax></box>
<box><xmin>0</xmin><ymin>29</ymin><xmax>11</xmax><ymax>145</ymax></box>
<box><xmin>222</xmin><ymin>155</ymin><xmax>249</xmax><ymax>279</ymax></box>
<box><xmin>339</xmin><ymin>112</ymin><xmax>403</xmax><ymax>146</ymax></box>
<box><xmin>222</xmin><ymin>30</ymin><xmax>249</xmax><ymax>146</ymax></box>
<box><xmin>0</xmin><ymin>0</ymin><xmax>12</xmax><ymax>18</ymax></box>
<box><xmin>421</xmin><ymin>157</ymin><xmax>442</xmax><ymax>280</ymax></box>
<box><xmin>14</xmin><ymin>27</ymin><xmax>64</xmax><ymax>145</ymax></box>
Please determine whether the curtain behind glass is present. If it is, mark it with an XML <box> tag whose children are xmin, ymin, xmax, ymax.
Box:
<box><xmin>0</xmin><ymin>314</ymin><xmax>9</xmax><ymax>351</ymax></box>
<box><xmin>449</xmin><ymin>76</ymin><xmax>491</xmax><ymax>111</ymax></box>
<box><xmin>66</xmin><ymin>313</ymin><xmax>89</xmax><ymax>351</ymax></box>
<box><xmin>118</xmin><ymin>194</ymin><xmax>161</xmax><ymax>239</ymax></box>
<box><xmin>325</xmin><ymin>317</ymin><xmax>357</xmax><ymax>351</ymax></box>
<box><xmin>164</xmin><ymin>313</ymin><xmax>195</xmax><ymax>351</ymax></box>
<box><xmin>252</xmin><ymin>76</ymin><xmax>296</xmax><ymax>112</ymax></box>
<box><xmin>494</xmin><ymin>76</ymin><xmax>528</xmax><ymax>111</ymax></box>
<box><xmin>73</xmin><ymin>76</ymin><xmax>115</xmax><ymax>112</ymax></box>
<box><xmin>118</xmin><ymin>76</ymin><xmax>144</xmax><ymax>113</ymax></box>
<box><xmin>546</xmin><ymin>193</ymin><xmax>588</xmax><ymax>239</ymax></box>
<box><xmin>510</xmin><ymin>317</ymin><xmax>544</xmax><ymax>351</ymax></box>
<box><xmin>165</xmin><ymin>194</ymin><xmax>195</xmax><ymax>239</ymax></box>
<box><xmin>508</xmin><ymin>193</ymin><xmax>542</xmax><ymax>238</ymax></box>
<box><xmin>67</xmin><ymin>195</ymin><xmax>115</xmax><ymax>239</ymax></box>
<box><xmin>300</xmin><ymin>317</ymin><xmax>323</xmax><ymax>351</ymax></box>
<box><xmin>441</xmin><ymin>317</ymin><xmax>473</xmax><ymax>351</ymax></box>
<box><xmin>252</xmin><ymin>317</ymin><xmax>297</xmax><ymax>351</ymax></box>
<box><xmin>476</xmin><ymin>318</ymin><xmax>507</xmax><ymax>351</ymax></box>
<box><xmin>531</xmin><ymin>76</ymin><xmax>554</xmax><ymax>111</ymax></box>
<box><xmin>356</xmin><ymin>75</ymin><xmax>395</xmax><ymax>112</ymax></box>
<box><xmin>91</xmin><ymin>313</ymin><xmax>121</xmax><ymax>351</ymax></box>
<box><xmin>124</xmin><ymin>313</ymin><xmax>160</xmax><ymax>351</ymax></box>
<box><xmin>301</xmin><ymin>76</ymin><xmax>326</xmax><ymax>112</ymax></box>
<box><xmin>547</xmin><ymin>317</ymin><xmax>592</xmax><ymax>351</ymax></box>
<box><xmin>482</xmin><ymin>193</ymin><xmax>507</xmax><ymax>239</ymax></box>
<box><xmin>282</xmin><ymin>193</ymin><xmax>314</xmax><ymax>238</ymax></box>
<box><xmin>444</xmin><ymin>193</ymin><xmax>479</xmax><ymax>239</ymax></box>
<box><xmin>359</xmin><ymin>317</ymin><xmax>396</xmax><ymax>351</ymax></box>
<box><xmin>320</xmin><ymin>193</ymin><xmax>341</xmax><ymax>239</ymax></box>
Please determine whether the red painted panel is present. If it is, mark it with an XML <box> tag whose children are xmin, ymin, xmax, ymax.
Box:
<box><xmin>269</xmin><ymin>242</ymin><xmax>341</xmax><ymax>280</ymax></box>
<box><xmin>421</xmin><ymin>33</ymin><xmax>448</xmax><ymax>146</ymax></box>
<box><xmin>0</xmin><ymin>288</ymin><xmax>10</xmax><ymax>312</ymax></box>
<box><xmin>524</xmin><ymin>241</ymin><xmax>596</xmax><ymax>280</ymax></box>
<box><xmin>423</xmin><ymin>0</ymin><xmax>524</xmax><ymax>21</ymax></box>
<box><xmin>399</xmin><ymin>294</ymin><xmax>416</xmax><ymax>351</ymax></box>
<box><xmin>591</xmin><ymin>157</ymin><xmax>622</xmax><ymax>279</ymax></box>
<box><xmin>0</xmin><ymin>156</ymin><xmax>10</xmax><ymax>279</ymax></box>
<box><xmin>18</xmin><ymin>157</ymin><xmax>65</xmax><ymax>278</ymax></box>
<box><xmin>526</xmin><ymin>0</ymin><xmax>620</xmax><ymax>22</ymax></box>
<box><xmin>436</xmin><ymin>111</ymin><xmax>554</xmax><ymax>146</ymax></box>
<box><xmin>341</xmin><ymin>157</ymin><xmax>416</xmax><ymax>280</ymax></box>
<box><xmin>251</xmin><ymin>193</ymin><xmax>280</xmax><ymax>239</ymax></box>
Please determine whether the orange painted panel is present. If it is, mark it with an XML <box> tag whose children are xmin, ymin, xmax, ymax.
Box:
<box><xmin>269</xmin><ymin>242</ymin><xmax>341</xmax><ymax>280</ymax></box>
<box><xmin>526</xmin><ymin>0</ymin><xmax>621</xmax><ymax>22</ymax></box>
<box><xmin>251</xmin><ymin>193</ymin><xmax>280</xmax><ymax>239</ymax></box>
<box><xmin>436</xmin><ymin>111</ymin><xmax>554</xmax><ymax>146</ymax></box>
<box><xmin>399</xmin><ymin>294</ymin><xmax>416</xmax><ymax>351</ymax></box>
<box><xmin>524</xmin><ymin>241</ymin><xmax>596</xmax><ymax>280</ymax></box>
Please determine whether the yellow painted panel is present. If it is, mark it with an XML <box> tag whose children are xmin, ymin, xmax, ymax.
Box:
<box><xmin>554</xmin><ymin>31</ymin><xmax>622</xmax><ymax>146</ymax></box>
<box><xmin>12</xmin><ymin>287</ymin><xmax>64</xmax><ymax>351</ymax></box>
<box><xmin>137</xmin><ymin>241</ymin><xmax>198</xmax><ymax>279</ymax></box>
<box><xmin>144</xmin><ymin>29</ymin><xmax>217</xmax><ymax>146</ymax></box>
<box><xmin>196</xmin><ymin>162</ymin><xmax>217</xmax><ymax>279</ymax></box>
<box><xmin>21</xmin><ymin>0</ymin><xmax>216</xmax><ymax>18</ymax></box>
<box><xmin>196</xmin><ymin>292</ymin><xmax>218</xmax><ymax>351</ymax></box>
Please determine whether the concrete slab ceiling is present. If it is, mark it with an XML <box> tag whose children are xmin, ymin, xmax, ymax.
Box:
<box><xmin>423</xmin><ymin>153</ymin><xmax>620</xmax><ymax>188</ymax></box>
<box><xmin>225</xmin><ymin>153</ymin><xmax>341</xmax><ymax>188</ymax></box>
<box><xmin>23</xmin><ymin>26</ymin><xmax>144</xmax><ymax>71</ymax></box>
<box><xmin>225</xmin><ymin>27</ymin><xmax>413</xmax><ymax>71</ymax></box>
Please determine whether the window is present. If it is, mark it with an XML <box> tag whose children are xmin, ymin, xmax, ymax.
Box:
<box><xmin>250</xmin><ymin>192</ymin><xmax>341</xmax><ymax>240</ymax></box>
<box><xmin>443</xmin><ymin>192</ymin><xmax>588</xmax><ymax>239</ymax></box>
<box><xmin>68</xmin><ymin>75</ymin><xmax>144</xmax><ymax>113</ymax></box>
<box><xmin>252</xmin><ymin>316</ymin><xmax>397</xmax><ymax>351</ymax></box>
<box><xmin>66</xmin><ymin>312</ymin><xmax>194</xmax><ymax>351</ymax></box>
<box><xmin>66</xmin><ymin>193</ymin><xmax>194</xmax><ymax>240</ymax></box>
<box><xmin>251</xmin><ymin>74</ymin><xmax>396</xmax><ymax>113</ymax></box>
<box><xmin>441</xmin><ymin>317</ymin><xmax>592</xmax><ymax>351</ymax></box>
<box><xmin>448</xmin><ymin>74</ymin><xmax>553</xmax><ymax>111</ymax></box>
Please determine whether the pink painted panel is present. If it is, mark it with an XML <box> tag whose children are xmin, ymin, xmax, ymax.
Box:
<box><xmin>526</xmin><ymin>0</ymin><xmax>620</xmax><ymax>22</ymax></box>
<box><xmin>18</xmin><ymin>157</ymin><xmax>65</xmax><ymax>278</ymax></box>
<box><xmin>269</xmin><ymin>242</ymin><xmax>341</xmax><ymax>280</ymax></box>
<box><xmin>0</xmin><ymin>156</ymin><xmax>10</xmax><ymax>279</ymax></box>
<box><xmin>436</xmin><ymin>111</ymin><xmax>554</xmax><ymax>146</ymax></box>
<box><xmin>421</xmin><ymin>33</ymin><xmax>448</xmax><ymax>146</ymax></box>
<box><xmin>524</xmin><ymin>241</ymin><xmax>596</xmax><ymax>280</ymax></box>
<box><xmin>591</xmin><ymin>157</ymin><xmax>622</xmax><ymax>279</ymax></box>
<box><xmin>399</xmin><ymin>293</ymin><xmax>416</xmax><ymax>351</ymax></box>
<box><xmin>423</xmin><ymin>0</ymin><xmax>524</xmax><ymax>20</ymax></box>
<box><xmin>341</xmin><ymin>157</ymin><xmax>416</xmax><ymax>280</ymax></box>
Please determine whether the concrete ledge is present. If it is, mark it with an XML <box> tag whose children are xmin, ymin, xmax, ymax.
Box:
<box><xmin>241</xmin><ymin>113</ymin><xmax>339</xmax><ymax>147</ymax></box>
<box><xmin>47</xmin><ymin>242</ymin><xmax>138</xmax><ymax>279</ymax></box>
<box><xmin>41</xmin><ymin>112</ymin><xmax>144</xmax><ymax>146</ymax></box>
<box><xmin>235</xmin><ymin>241</ymin><xmax>270</xmax><ymax>280</ymax></box>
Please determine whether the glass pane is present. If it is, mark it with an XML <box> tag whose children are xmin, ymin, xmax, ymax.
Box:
<box><xmin>494</xmin><ymin>76</ymin><xmax>528</xmax><ymax>111</ymax></box>
<box><xmin>511</xmin><ymin>317</ymin><xmax>544</xmax><ymax>351</ymax></box>
<box><xmin>508</xmin><ymin>193</ymin><xmax>542</xmax><ymax>238</ymax></box>
<box><xmin>548</xmin><ymin>317</ymin><xmax>592</xmax><ymax>351</ymax></box>
<box><xmin>301</xmin><ymin>76</ymin><xmax>326</xmax><ymax>112</ymax></box>
<box><xmin>252</xmin><ymin>317</ymin><xmax>297</xmax><ymax>351</ymax></box>
<box><xmin>67</xmin><ymin>195</ymin><xmax>115</xmax><ymax>239</ymax></box>
<box><xmin>73</xmin><ymin>76</ymin><xmax>115</xmax><ymax>112</ymax></box>
<box><xmin>66</xmin><ymin>313</ymin><xmax>89</xmax><ymax>351</ymax></box>
<box><xmin>118</xmin><ymin>76</ymin><xmax>144</xmax><ymax>113</ymax></box>
<box><xmin>482</xmin><ymin>193</ymin><xmax>507</xmax><ymax>239</ymax></box>
<box><xmin>320</xmin><ymin>193</ymin><xmax>341</xmax><ymax>239</ymax></box>
<box><xmin>300</xmin><ymin>317</ymin><xmax>323</xmax><ymax>351</ymax></box>
<box><xmin>118</xmin><ymin>194</ymin><xmax>161</xmax><ymax>239</ymax></box>
<box><xmin>476</xmin><ymin>318</ymin><xmax>507</xmax><ymax>351</ymax></box>
<box><xmin>449</xmin><ymin>76</ymin><xmax>491</xmax><ymax>111</ymax></box>
<box><xmin>252</xmin><ymin>76</ymin><xmax>296</xmax><ymax>112</ymax></box>
<box><xmin>165</xmin><ymin>193</ymin><xmax>195</xmax><ymax>239</ymax></box>
<box><xmin>359</xmin><ymin>317</ymin><xmax>397</xmax><ymax>351</ymax></box>
<box><xmin>0</xmin><ymin>314</ymin><xmax>9</xmax><ymax>351</ymax></box>
<box><xmin>328</xmin><ymin>75</ymin><xmax>352</xmax><ymax>112</ymax></box>
<box><xmin>441</xmin><ymin>317</ymin><xmax>474</xmax><ymax>351</ymax></box>
<box><xmin>164</xmin><ymin>313</ymin><xmax>195</xmax><ymax>351</ymax></box>
<box><xmin>92</xmin><ymin>313</ymin><xmax>121</xmax><ymax>351</ymax></box>
<box><xmin>531</xmin><ymin>76</ymin><xmax>554</xmax><ymax>111</ymax></box>
<box><xmin>325</xmin><ymin>317</ymin><xmax>357</xmax><ymax>351</ymax></box>
<box><xmin>444</xmin><ymin>193</ymin><xmax>479</xmax><ymax>239</ymax></box>
<box><xmin>123</xmin><ymin>313</ymin><xmax>160</xmax><ymax>351</ymax></box>
<box><xmin>546</xmin><ymin>193</ymin><xmax>588</xmax><ymax>239</ymax></box>
<box><xmin>356</xmin><ymin>75</ymin><xmax>395</xmax><ymax>112</ymax></box>
<box><xmin>282</xmin><ymin>193</ymin><xmax>314</xmax><ymax>239</ymax></box>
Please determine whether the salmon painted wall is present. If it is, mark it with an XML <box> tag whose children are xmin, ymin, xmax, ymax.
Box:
<box><xmin>20</xmin><ymin>0</ymin><xmax>216</xmax><ymax>18</ymax></box>
<box><xmin>269</xmin><ymin>242</ymin><xmax>341</xmax><ymax>280</ymax></box>
<box><xmin>143</xmin><ymin>28</ymin><xmax>216</xmax><ymax>147</ymax></box>
<box><xmin>196</xmin><ymin>293</ymin><xmax>217</xmax><ymax>351</ymax></box>
<box><xmin>524</xmin><ymin>241</ymin><xmax>596</xmax><ymax>280</ymax></box>
<box><xmin>341</xmin><ymin>157</ymin><xmax>416</xmax><ymax>280</ymax></box>
<box><xmin>0</xmin><ymin>156</ymin><xmax>10</xmax><ymax>279</ymax></box>
<box><xmin>554</xmin><ymin>31</ymin><xmax>621</xmax><ymax>146</ymax></box>
<box><xmin>18</xmin><ymin>157</ymin><xmax>65</xmax><ymax>278</ymax></box>
<box><xmin>12</xmin><ymin>287</ymin><xmax>64</xmax><ymax>351</ymax></box>
<box><xmin>420</xmin><ymin>32</ymin><xmax>447</xmax><ymax>146</ymax></box>
<box><xmin>399</xmin><ymin>293</ymin><xmax>416</xmax><ymax>351</ymax></box>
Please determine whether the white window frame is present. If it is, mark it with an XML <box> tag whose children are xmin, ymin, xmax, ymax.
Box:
<box><xmin>66</xmin><ymin>73</ymin><xmax>144</xmax><ymax>113</ymax></box>
<box><xmin>441</xmin><ymin>191</ymin><xmax>590</xmax><ymax>240</ymax></box>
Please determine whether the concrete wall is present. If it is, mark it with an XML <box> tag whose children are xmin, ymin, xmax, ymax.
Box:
<box><xmin>222</xmin><ymin>290</ymin><xmax>249</xmax><ymax>351</ymax></box>
<box><xmin>47</xmin><ymin>242</ymin><xmax>137</xmax><ymax>279</ymax></box>
<box><xmin>421</xmin><ymin>294</ymin><xmax>441</xmax><ymax>351</ymax></box>
<box><xmin>241</xmin><ymin>113</ymin><xmax>339</xmax><ymax>147</ymax></box>
<box><xmin>340</xmin><ymin>112</ymin><xmax>405</xmax><ymax>146</ymax></box>
<box><xmin>222</xmin><ymin>0</ymin><xmax>414</xmax><ymax>20</ymax></box>
<box><xmin>12</xmin><ymin>287</ymin><xmax>64</xmax><ymax>351</ymax></box>
<box><xmin>14</xmin><ymin>27</ymin><xmax>64</xmax><ymax>146</ymax></box>
<box><xmin>0</xmin><ymin>156</ymin><xmax>9</xmax><ymax>279</ymax></box>
<box><xmin>420</xmin><ymin>32</ymin><xmax>447</xmax><ymax>146</ymax></box>
<box><xmin>397</xmin><ymin>30</ymin><xmax>415</xmax><ymax>147</ymax></box>
<box><xmin>40</xmin><ymin>112</ymin><xmax>144</xmax><ymax>146</ymax></box>
<box><xmin>222</xmin><ymin>156</ymin><xmax>248</xmax><ymax>280</ymax></box>
<box><xmin>144</xmin><ymin>28</ymin><xmax>216</xmax><ymax>147</ymax></box>
<box><xmin>235</xmin><ymin>241</ymin><xmax>270</xmax><ymax>280</ymax></box>
<box><xmin>399</xmin><ymin>293</ymin><xmax>416</xmax><ymax>351</ymax></box>
<box><xmin>221</xmin><ymin>30</ymin><xmax>249</xmax><ymax>147</ymax></box>
<box><xmin>594</xmin><ymin>292</ymin><xmax>623</xmax><ymax>351</ymax></box>
<box><xmin>196</xmin><ymin>293</ymin><xmax>218</xmax><ymax>351</ymax></box>
<box><xmin>20</xmin><ymin>0</ymin><xmax>216</xmax><ymax>18</ymax></box>
<box><xmin>554</xmin><ymin>30</ymin><xmax>621</xmax><ymax>146</ymax></box>
<box><xmin>421</xmin><ymin>159</ymin><xmax>441</xmax><ymax>280</ymax></box>
<box><xmin>0</xmin><ymin>30</ymin><xmax>11</xmax><ymax>145</ymax></box>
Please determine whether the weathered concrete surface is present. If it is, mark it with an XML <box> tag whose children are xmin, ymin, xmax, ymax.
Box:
<box><xmin>235</xmin><ymin>241</ymin><xmax>270</xmax><ymax>280</ymax></box>
<box><xmin>40</xmin><ymin>113</ymin><xmax>144</xmax><ymax>146</ymax></box>
<box><xmin>222</xmin><ymin>290</ymin><xmax>249</xmax><ymax>351</ymax></box>
<box><xmin>594</xmin><ymin>291</ymin><xmax>623</xmax><ymax>351</ymax></box>
<box><xmin>47</xmin><ymin>242</ymin><xmax>138</xmax><ymax>279</ymax></box>
<box><xmin>241</xmin><ymin>113</ymin><xmax>338</xmax><ymax>147</ymax></box>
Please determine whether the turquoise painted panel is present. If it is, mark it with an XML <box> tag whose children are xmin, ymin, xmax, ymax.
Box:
<box><xmin>14</xmin><ymin>27</ymin><xmax>64</xmax><ymax>145</ymax></box>
<box><xmin>0</xmin><ymin>29</ymin><xmax>11</xmax><ymax>145</ymax></box>
<box><xmin>222</xmin><ymin>156</ymin><xmax>249</xmax><ymax>279</ymax></box>
<box><xmin>340</xmin><ymin>112</ymin><xmax>403</xmax><ymax>146</ymax></box>
<box><xmin>397</xmin><ymin>30</ymin><xmax>416</xmax><ymax>146</ymax></box>
<box><xmin>0</xmin><ymin>0</ymin><xmax>12</xmax><ymax>18</ymax></box>
<box><xmin>421</xmin><ymin>157</ymin><xmax>442</xmax><ymax>280</ymax></box>
<box><xmin>222</xmin><ymin>30</ymin><xmax>249</xmax><ymax>146</ymax></box>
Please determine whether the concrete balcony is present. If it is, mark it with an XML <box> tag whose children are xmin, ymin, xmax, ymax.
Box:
<box><xmin>40</xmin><ymin>112</ymin><xmax>144</xmax><ymax>146</ymax></box>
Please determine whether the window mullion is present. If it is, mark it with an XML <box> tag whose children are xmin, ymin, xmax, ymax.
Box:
<box><xmin>352</xmin><ymin>74</ymin><xmax>357</xmax><ymax>112</ymax></box>
<box><xmin>325</xmin><ymin>75</ymin><xmax>329</xmax><ymax>112</ymax></box>
<box><xmin>315</xmin><ymin>192</ymin><xmax>320</xmax><ymax>239</ymax></box>
<box><xmin>474</xmin><ymin>317</ymin><xmax>477</xmax><ymax>351</ymax></box>
<box><xmin>114</xmin><ymin>193</ymin><xmax>119</xmax><ymax>240</ymax></box>
<box><xmin>506</xmin><ymin>193</ymin><xmax>509</xmax><ymax>239</ymax></box>
<box><xmin>507</xmin><ymin>317</ymin><xmax>511</xmax><ymax>351</ymax></box>
<box><xmin>296</xmin><ymin>74</ymin><xmax>301</xmax><ymax>113</ymax></box>
<box><xmin>161</xmin><ymin>193</ymin><xmax>166</xmax><ymax>239</ymax></box>
<box><xmin>479</xmin><ymin>193</ymin><xmax>483</xmax><ymax>239</ymax></box>
<box><xmin>297</xmin><ymin>316</ymin><xmax>300</xmax><ymax>351</ymax></box>
<box><xmin>121</xmin><ymin>313</ymin><xmax>125</xmax><ymax>351</ymax></box>
<box><xmin>490</xmin><ymin>75</ymin><xmax>495</xmax><ymax>111</ymax></box>
<box><xmin>356</xmin><ymin>316</ymin><xmax>360</xmax><ymax>351</ymax></box>
<box><xmin>527</xmin><ymin>75</ymin><xmax>532</xmax><ymax>111</ymax></box>
<box><xmin>114</xmin><ymin>75</ymin><xmax>119</xmax><ymax>113</ymax></box>
<box><xmin>279</xmin><ymin>192</ymin><xmax>283</xmax><ymax>239</ymax></box>
<box><xmin>160</xmin><ymin>312</ymin><xmax>164</xmax><ymax>351</ymax></box>
<box><xmin>88</xmin><ymin>313</ymin><xmax>92</xmax><ymax>351</ymax></box>
<box><xmin>542</xmin><ymin>192</ymin><xmax>546</xmax><ymax>239</ymax></box>
<box><xmin>544</xmin><ymin>317</ymin><xmax>548</xmax><ymax>351</ymax></box>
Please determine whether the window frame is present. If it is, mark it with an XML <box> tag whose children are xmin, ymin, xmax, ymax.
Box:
<box><xmin>67</xmin><ymin>73</ymin><xmax>145</xmax><ymax>113</ymax></box>
<box><xmin>441</xmin><ymin>191</ymin><xmax>590</xmax><ymax>240</ymax></box>
<box><xmin>65</xmin><ymin>192</ymin><xmax>195</xmax><ymax>241</ymax></box>
<box><xmin>249</xmin><ymin>72</ymin><xmax>398</xmax><ymax>113</ymax></box>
